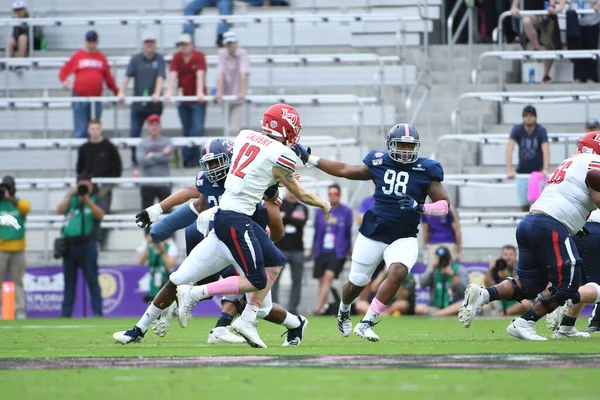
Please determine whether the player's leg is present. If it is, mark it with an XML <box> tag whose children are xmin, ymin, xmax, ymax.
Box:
<box><xmin>315</xmin><ymin>254</ymin><xmax>337</xmax><ymax>314</ymax></box>
<box><xmin>354</xmin><ymin>237</ymin><xmax>418</xmax><ymax>341</ymax></box>
<box><xmin>337</xmin><ymin>233</ymin><xmax>386</xmax><ymax>337</ymax></box>
<box><xmin>259</xmin><ymin>295</ymin><xmax>308</xmax><ymax>347</ymax></box>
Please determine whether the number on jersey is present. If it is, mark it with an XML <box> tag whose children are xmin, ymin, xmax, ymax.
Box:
<box><xmin>231</xmin><ymin>143</ymin><xmax>261</xmax><ymax>178</ymax></box>
<box><xmin>382</xmin><ymin>169</ymin><xmax>410</xmax><ymax>195</ymax></box>
<box><xmin>206</xmin><ymin>195</ymin><xmax>221</xmax><ymax>207</ymax></box>
<box><xmin>547</xmin><ymin>161</ymin><xmax>572</xmax><ymax>185</ymax></box>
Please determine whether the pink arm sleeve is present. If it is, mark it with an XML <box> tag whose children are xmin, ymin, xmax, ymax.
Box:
<box><xmin>423</xmin><ymin>200</ymin><xmax>449</xmax><ymax>217</ymax></box>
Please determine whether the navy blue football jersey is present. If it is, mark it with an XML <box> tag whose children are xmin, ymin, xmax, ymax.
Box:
<box><xmin>359</xmin><ymin>151</ymin><xmax>444</xmax><ymax>244</ymax></box>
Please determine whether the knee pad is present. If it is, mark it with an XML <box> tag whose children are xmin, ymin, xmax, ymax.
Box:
<box><xmin>507</xmin><ymin>277</ymin><xmax>527</xmax><ymax>302</ymax></box>
<box><xmin>536</xmin><ymin>286</ymin><xmax>572</xmax><ymax>313</ymax></box>
<box><xmin>348</xmin><ymin>260</ymin><xmax>373</xmax><ymax>288</ymax></box>
<box><xmin>256</xmin><ymin>293</ymin><xmax>273</xmax><ymax>319</ymax></box>
<box><xmin>587</xmin><ymin>282</ymin><xmax>600</xmax><ymax>303</ymax></box>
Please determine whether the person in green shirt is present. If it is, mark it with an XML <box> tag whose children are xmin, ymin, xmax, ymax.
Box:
<box><xmin>56</xmin><ymin>174</ymin><xmax>106</xmax><ymax>318</ymax></box>
<box><xmin>138</xmin><ymin>228</ymin><xmax>178</xmax><ymax>303</ymax></box>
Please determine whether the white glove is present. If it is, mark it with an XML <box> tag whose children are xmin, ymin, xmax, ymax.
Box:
<box><xmin>0</xmin><ymin>215</ymin><xmax>21</xmax><ymax>230</ymax></box>
<box><xmin>146</xmin><ymin>203</ymin><xmax>163</xmax><ymax>223</ymax></box>
<box><xmin>196</xmin><ymin>206</ymin><xmax>218</xmax><ymax>237</ymax></box>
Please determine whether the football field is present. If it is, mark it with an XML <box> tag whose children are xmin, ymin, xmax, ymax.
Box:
<box><xmin>1</xmin><ymin>316</ymin><xmax>599</xmax><ymax>400</ymax></box>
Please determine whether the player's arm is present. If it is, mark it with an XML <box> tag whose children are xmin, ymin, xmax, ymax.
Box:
<box><xmin>159</xmin><ymin>185</ymin><xmax>200</xmax><ymax>212</ymax></box>
<box><xmin>264</xmin><ymin>201</ymin><xmax>285</xmax><ymax>242</ymax></box>
<box><xmin>272</xmin><ymin>166</ymin><xmax>331</xmax><ymax>219</ymax></box>
<box><xmin>423</xmin><ymin>180</ymin><xmax>450</xmax><ymax>217</ymax></box>
<box><xmin>293</xmin><ymin>144</ymin><xmax>371</xmax><ymax>180</ymax></box>
<box><xmin>505</xmin><ymin>138</ymin><xmax>517</xmax><ymax>178</ymax></box>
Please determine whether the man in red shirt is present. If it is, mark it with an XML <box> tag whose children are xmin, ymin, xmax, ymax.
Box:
<box><xmin>165</xmin><ymin>33</ymin><xmax>207</xmax><ymax>167</ymax></box>
<box><xmin>59</xmin><ymin>30</ymin><xmax>119</xmax><ymax>138</ymax></box>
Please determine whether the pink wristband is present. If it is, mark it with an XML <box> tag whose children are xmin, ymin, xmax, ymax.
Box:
<box><xmin>423</xmin><ymin>200</ymin><xmax>449</xmax><ymax>217</ymax></box>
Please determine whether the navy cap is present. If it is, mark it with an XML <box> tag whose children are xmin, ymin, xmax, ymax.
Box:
<box><xmin>586</xmin><ymin>118</ymin><xmax>600</xmax><ymax>130</ymax></box>
<box><xmin>85</xmin><ymin>30</ymin><xmax>98</xmax><ymax>41</ymax></box>
<box><xmin>522</xmin><ymin>105</ymin><xmax>537</xmax><ymax>116</ymax></box>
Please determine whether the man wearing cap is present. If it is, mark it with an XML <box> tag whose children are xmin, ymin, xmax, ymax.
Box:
<box><xmin>585</xmin><ymin>118</ymin><xmax>600</xmax><ymax>133</ymax></box>
<box><xmin>136</xmin><ymin>115</ymin><xmax>174</xmax><ymax>209</ymax></box>
<box><xmin>182</xmin><ymin>0</ymin><xmax>233</xmax><ymax>47</ymax></box>
<box><xmin>0</xmin><ymin>176</ymin><xmax>31</xmax><ymax>320</ymax></box>
<box><xmin>505</xmin><ymin>105</ymin><xmax>549</xmax><ymax>212</ymax></box>
<box><xmin>216</xmin><ymin>31</ymin><xmax>250</xmax><ymax>136</ymax></box>
<box><xmin>165</xmin><ymin>33</ymin><xmax>207</xmax><ymax>168</ymax></box>
<box><xmin>9</xmin><ymin>1</ymin><xmax>42</xmax><ymax>58</ymax></box>
<box><xmin>119</xmin><ymin>33</ymin><xmax>167</xmax><ymax>166</ymax></box>
<box><xmin>59</xmin><ymin>31</ymin><xmax>119</xmax><ymax>138</ymax></box>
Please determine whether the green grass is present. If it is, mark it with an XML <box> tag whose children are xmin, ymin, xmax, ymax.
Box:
<box><xmin>1</xmin><ymin>316</ymin><xmax>600</xmax><ymax>400</ymax></box>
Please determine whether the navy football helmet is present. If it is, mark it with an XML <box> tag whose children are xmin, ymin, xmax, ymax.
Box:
<box><xmin>386</xmin><ymin>123</ymin><xmax>420</xmax><ymax>164</ymax></box>
<box><xmin>199</xmin><ymin>138</ymin><xmax>234</xmax><ymax>183</ymax></box>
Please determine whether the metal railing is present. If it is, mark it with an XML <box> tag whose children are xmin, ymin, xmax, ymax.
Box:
<box><xmin>405</xmin><ymin>68</ymin><xmax>430</xmax><ymax>136</ymax></box>
<box><xmin>447</xmin><ymin>0</ymin><xmax>474</xmax><ymax>82</ymax></box>
<box><xmin>0</xmin><ymin>94</ymin><xmax>378</xmax><ymax>141</ymax></box>
<box><xmin>451</xmin><ymin>91</ymin><xmax>600</xmax><ymax>135</ymax></box>
<box><xmin>0</xmin><ymin>13</ymin><xmax>428</xmax><ymax>58</ymax></box>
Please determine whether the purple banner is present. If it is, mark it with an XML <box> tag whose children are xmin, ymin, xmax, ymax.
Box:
<box><xmin>23</xmin><ymin>265</ymin><xmax>222</xmax><ymax>318</ymax></box>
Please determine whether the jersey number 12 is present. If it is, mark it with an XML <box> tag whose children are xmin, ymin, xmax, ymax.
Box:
<box><xmin>382</xmin><ymin>169</ymin><xmax>409</xmax><ymax>195</ymax></box>
<box><xmin>231</xmin><ymin>143</ymin><xmax>261</xmax><ymax>178</ymax></box>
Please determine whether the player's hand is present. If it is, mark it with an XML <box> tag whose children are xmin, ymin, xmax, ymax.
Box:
<box><xmin>0</xmin><ymin>215</ymin><xmax>20</xmax><ymax>230</ymax></box>
<box><xmin>321</xmin><ymin>200</ymin><xmax>331</xmax><ymax>220</ymax></box>
<box><xmin>397</xmin><ymin>193</ymin><xmax>424</xmax><ymax>214</ymax></box>
<box><xmin>576</xmin><ymin>226</ymin><xmax>590</xmax><ymax>237</ymax></box>
<box><xmin>510</xmin><ymin>6</ymin><xmax>520</xmax><ymax>17</ymax></box>
<box><xmin>135</xmin><ymin>203</ymin><xmax>163</xmax><ymax>228</ymax></box>
<box><xmin>291</xmin><ymin>143</ymin><xmax>312</xmax><ymax>165</ymax></box>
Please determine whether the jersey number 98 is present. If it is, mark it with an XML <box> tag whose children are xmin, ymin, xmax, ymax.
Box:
<box><xmin>382</xmin><ymin>169</ymin><xmax>409</xmax><ymax>195</ymax></box>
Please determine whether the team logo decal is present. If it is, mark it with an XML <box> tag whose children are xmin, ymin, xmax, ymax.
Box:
<box><xmin>270</xmin><ymin>120</ymin><xmax>278</xmax><ymax>129</ymax></box>
<box><xmin>372</xmin><ymin>159</ymin><xmax>383</xmax><ymax>166</ymax></box>
<box><xmin>281</xmin><ymin>108</ymin><xmax>298</xmax><ymax>126</ymax></box>
<box><xmin>374</xmin><ymin>152</ymin><xmax>384</xmax><ymax>158</ymax></box>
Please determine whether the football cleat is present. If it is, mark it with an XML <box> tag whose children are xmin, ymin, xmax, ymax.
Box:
<box><xmin>506</xmin><ymin>318</ymin><xmax>547</xmax><ymax>341</ymax></box>
<box><xmin>231</xmin><ymin>317</ymin><xmax>267</xmax><ymax>348</ymax></box>
<box><xmin>207</xmin><ymin>326</ymin><xmax>247</xmax><ymax>344</ymax></box>
<box><xmin>552</xmin><ymin>327</ymin><xmax>591</xmax><ymax>339</ymax></box>
<box><xmin>176</xmin><ymin>284</ymin><xmax>199</xmax><ymax>328</ymax></box>
<box><xmin>282</xmin><ymin>315</ymin><xmax>308</xmax><ymax>347</ymax></box>
<box><xmin>353</xmin><ymin>320</ymin><xmax>380</xmax><ymax>342</ymax></box>
<box><xmin>458</xmin><ymin>284</ymin><xmax>488</xmax><ymax>328</ymax></box>
<box><xmin>150</xmin><ymin>302</ymin><xmax>177</xmax><ymax>337</ymax></box>
<box><xmin>584</xmin><ymin>320</ymin><xmax>600</xmax><ymax>333</ymax></box>
<box><xmin>113</xmin><ymin>326</ymin><xmax>145</xmax><ymax>345</ymax></box>
<box><xmin>545</xmin><ymin>304</ymin><xmax>567</xmax><ymax>332</ymax></box>
<box><xmin>337</xmin><ymin>309</ymin><xmax>352</xmax><ymax>337</ymax></box>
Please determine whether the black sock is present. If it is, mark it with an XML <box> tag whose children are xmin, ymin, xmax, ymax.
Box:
<box><xmin>215</xmin><ymin>312</ymin><xmax>234</xmax><ymax>328</ymax></box>
<box><xmin>486</xmin><ymin>287</ymin><xmax>499</xmax><ymax>302</ymax></box>
<box><xmin>521</xmin><ymin>308</ymin><xmax>541</xmax><ymax>322</ymax></box>
<box><xmin>561</xmin><ymin>315</ymin><xmax>577</xmax><ymax>327</ymax></box>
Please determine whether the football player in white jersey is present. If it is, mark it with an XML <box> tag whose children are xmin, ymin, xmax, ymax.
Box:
<box><xmin>113</xmin><ymin>104</ymin><xmax>330</xmax><ymax>348</ymax></box>
<box><xmin>458</xmin><ymin>131</ymin><xmax>600</xmax><ymax>340</ymax></box>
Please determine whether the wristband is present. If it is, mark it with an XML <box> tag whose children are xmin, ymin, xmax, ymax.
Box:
<box><xmin>307</xmin><ymin>155</ymin><xmax>320</xmax><ymax>167</ymax></box>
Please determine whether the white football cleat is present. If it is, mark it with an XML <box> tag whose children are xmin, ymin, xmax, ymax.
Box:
<box><xmin>545</xmin><ymin>304</ymin><xmax>567</xmax><ymax>332</ymax></box>
<box><xmin>207</xmin><ymin>326</ymin><xmax>247</xmax><ymax>344</ymax></box>
<box><xmin>458</xmin><ymin>284</ymin><xmax>488</xmax><ymax>328</ymax></box>
<box><xmin>353</xmin><ymin>320</ymin><xmax>379</xmax><ymax>342</ymax></box>
<box><xmin>506</xmin><ymin>318</ymin><xmax>547</xmax><ymax>341</ymax></box>
<box><xmin>552</xmin><ymin>327</ymin><xmax>591</xmax><ymax>339</ymax></box>
<box><xmin>113</xmin><ymin>326</ymin><xmax>145</xmax><ymax>344</ymax></box>
<box><xmin>337</xmin><ymin>309</ymin><xmax>352</xmax><ymax>337</ymax></box>
<box><xmin>176</xmin><ymin>284</ymin><xmax>199</xmax><ymax>328</ymax></box>
<box><xmin>150</xmin><ymin>302</ymin><xmax>177</xmax><ymax>337</ymax></box>
<box><xmin>231</xmin><ymin>317</ymin><xmax>267</xmax><ymax>348</ymax></box>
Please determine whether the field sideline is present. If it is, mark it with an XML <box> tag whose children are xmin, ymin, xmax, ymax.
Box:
<box><xmin>1</xmin><ymin>316</ymin><xmax>599</xmax><ymax>400</ymax></box>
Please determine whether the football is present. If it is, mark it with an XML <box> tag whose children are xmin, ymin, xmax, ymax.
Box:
<box><xmin>586</xmin><ymin>169</ymin><xmax>600</xmax><ymax>192</ymax></box>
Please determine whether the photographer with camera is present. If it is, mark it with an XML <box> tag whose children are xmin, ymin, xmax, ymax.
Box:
<box><xmin>0</xmin><ymin>175</ymin><xmax>30</xmax><ymax>320</ymax></box>
<box><xmin>416</xmin><ymin>246</ymin><xmax>468</xmax><ymax>317</ymax></box>
<box><xmin>55</xmin><ymin>174</ymin><xmax>106</xmax><ymax>318</ymax></box>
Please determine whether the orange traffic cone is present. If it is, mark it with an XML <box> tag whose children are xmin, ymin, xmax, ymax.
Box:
<box><xmin>2</xmin><ymin>281</ymin><xmax>15</xmax><ymax>320</ymax></box>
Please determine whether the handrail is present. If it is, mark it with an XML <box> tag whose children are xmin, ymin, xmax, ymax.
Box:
<box><xmin>472</xmin><ymin>49</ymin><xmax>600</xmax><ymax>90</ymax></box>
<box><xmin>447</xmin><ymin>0</ymin><xmax>474</xmax><ymax>83</ymax></box>
<box><xmin>417</xmin><ymin>0</ymin><xmax>436</xmax><ymax>57</ymax></box>
<box><xmin>405</xmin><ymin>68</ymin><xmax>430</xmax><ymax>133</ymax></box>
<box><xmin>451</xmin><ymin>91</ymin><xmax>600</xmax><ymax>135</ymax></box>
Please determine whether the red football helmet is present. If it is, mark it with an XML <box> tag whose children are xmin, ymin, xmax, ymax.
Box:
<box><xmin>261</xmin><ymin>103</ymin><xmax>302</xmax><ymax>146</ymax></box>
<box><xmin>578</xmin><ymin>131</ymin><xmax>600</xmax><ymax>154</ymax></box>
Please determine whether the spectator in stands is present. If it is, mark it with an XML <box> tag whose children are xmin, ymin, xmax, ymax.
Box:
<box><xmin>8</xmin><ymin>1</ymin><xmax>42</xmax><ymax>59</ymax></box>
<box><xmin>422</xmin><ymin>205</ymin><xmax>462</xmax><ymax>269</ymax></box>
<box><xmin>59</xmin><ymin>30</ymin><xmax>119</xmax><ymax>139</ymax></box>
<box><xmin>570</xmin><ymin>0</ymin><xmax>600</xmax><ymax>84</ymax></box>
<box><xmin>482</xmin><ymin>244</ymin><xmax>532</xmax><ymax>315</ymax></box>
<box><xmin>415</xmin><ymin>246</ymin><xmax>469</xmax><ymax>317</ymax></box>
<box><xmin>310</xmin><ymin>184</ymin><xmax>352</xmax><ymax>315</ymax></box>
<box><xmin>510</xmin><ymin>0</ymin><xmax>564</xmax><ymax>83</ymax></box>
<box><xmin>118</xmin><ymin>32</ymin><xmax>166</xmax><ymax>166</ymax></box>
<box><xmin>56</xmin><ymin>173</ymin><xmax>105</xmax><ymax>318</ymax></box>
<box><xmin>183</xmin><ymin>0</ymin><xmax>233</xmax><ymax>47</ymax></box>
<box><xmin>216</xmin><ymin>31</ymin><xmax>250</xmax><ymax>136</ymax></box>
<box><xmin>272</xmin><ymin>190</ymin><xmax>308</xmax><ymax>314</ymax></box>
<box><xmin>165</xmin><ymin>33</ymin><xmax>207</xmax><ymax>168</ymax></box>
<box><xmin>137</xmin><ymin>115</ymin><xmax>174</xmax><ymax>209</ymax></box>
<box><xmin>586</xmin><ymin>118</ymin><xmax>600</xmax><ymax>132</ymax></box>
<box><xmin>75</xmin><ymin>120</ymin><xmax>122</xmax><ymax>213</ymax></box>
<box><xmin>505</xmin><ymin>105</ymin><xmax>549</xmax><ymax>212</ymax></box>
<box><xmin>137</xmin><ymin>227</ymin><xmax>178</xmax><ymax>303</ymax></box>
<box><xmin>496</xmin><ymin>0</ymin><xmax>517</xmax><ymax>43</ymax></box>
<box><xmin>0</xmin><ymin>176</ymin><xmax>30</xmax><ymax>320</ymax></box>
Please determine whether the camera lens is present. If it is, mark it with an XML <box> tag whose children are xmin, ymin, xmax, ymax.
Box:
<box><xmin>77</xmin><ymin>184</ymin><xmax>88</xmax><ymax>196</ymax></box>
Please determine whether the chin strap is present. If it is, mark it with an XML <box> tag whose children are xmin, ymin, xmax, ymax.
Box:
<box><xmin>422</xmin><ymin>200</ymin><xmax>449</xmax><ymax>217</ymax></box>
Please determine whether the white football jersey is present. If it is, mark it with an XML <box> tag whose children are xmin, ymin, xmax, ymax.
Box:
<box><xmin>220</xmin><ymin>130</ymin><xmax>296</xmax><ymax>215</ymax></box>
<box><xmin>531</xmin><ymin>153</ymin><xmax>600</xmax><ymax>235</ymax></box>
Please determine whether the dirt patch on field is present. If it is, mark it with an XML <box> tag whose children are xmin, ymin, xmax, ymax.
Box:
<box><xmin>0</xmin><ymin>354</ymin><xmax>597</xmax><ymax>370</ymax></box>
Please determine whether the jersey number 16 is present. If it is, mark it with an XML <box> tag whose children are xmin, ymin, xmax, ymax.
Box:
<box><xmin>382</xmin><ymin>169</ymin><xmax>409</xmax><ymax>195</ymax></box>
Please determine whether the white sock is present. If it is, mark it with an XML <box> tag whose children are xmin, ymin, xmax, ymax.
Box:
<box><xmin>136</xmin><ymin>304</ymin><xmax>162</xmax><ymax>332</ymax></box>
<box><xmin>241</xmin><ymin>304</ymin><xmax>259</xmax><ymax>321</ymax></box>
<box><xmin>364</xmin><ymin>310</ymin><xmax>377</xmax><ymax>322</ymax></box>
<box><xmin>481</xmin><ymin>289</ymin><xmax>490</xmax><ymax>304</ymax></box>
<box><xmin>339</xmin><ymin>302</ymin><xmax>351</xmax><ymax>313</ymax></box>
<box><xmin>282</xmin><ymin>312</ymin><xmax>301</xmax><ymax>329</ymax></box>
<box><xmin>190</xmin><ymin>285</ymin><xmax>208</xmax><ymax>301</ymax></box>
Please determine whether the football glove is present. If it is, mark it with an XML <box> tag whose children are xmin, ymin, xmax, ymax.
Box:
<box><xmin>397</xmin><ymin>193</ymin><xmax>424</xmax><ymax>214</ymax></box>
<box><xmin>135</xmin><ymin>203</ymin><xmax>163</xmax><ymax>228</ymax></box>
<box><xmin>291</xmin><ymin>143</ymin><xmax>312</xmax><ymax>165</ymax></box>
<box><xmin>263</xmin><ymin>184</ymin><xmax>279</xmax><ymax>202</ymax></box>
